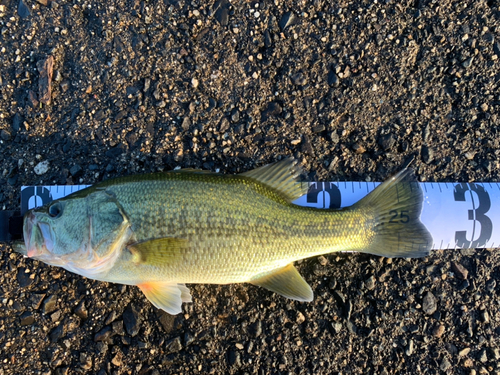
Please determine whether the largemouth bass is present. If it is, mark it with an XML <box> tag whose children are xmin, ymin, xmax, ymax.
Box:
<box><xmin>15</xmin><ymin>159</ymin><xmax>432</xmax><ymax>314</ymax></box>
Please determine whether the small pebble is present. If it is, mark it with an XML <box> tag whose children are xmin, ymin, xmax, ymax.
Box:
<box><xmin>365</xmin><ymin>276</ymin><xmax>376</xmax><ymax>290</ymax></box>
<box><xmin>451</xmin><ymin>262</ymin><xmax>468</xmax><ymax>279</ymax></box>
<box><xmin>462</xmin><ymin>57</ymin><xmax>474</xmax><ymax>68</ymax></box>
<box><xmin>440</xmin><ymin>357</ymin><xmax>451</xmax><ymax>371</ymax></box>
<box><xmin>34</xmin><ymin>161</ymin><xmax>50</xmax><ymax>175</ymax></box>
<box><xmin>123</xmin><ymin>304</ymin><xmax>142</xmax><ymax>337</ymax></box>
<box><xmin>432</xmin><ymin>324</ymin><xmax>445</xmax><ymax>338</ymax></box>
<box><xmin>422</xmin><ymin>292</ymin><xmax>437</xmax><ymax>315</ymax></box>
<box><xmin>317</xmin><ymin>256</ymin><xmax>328</xmax><ymax>266</ymax></box>
<box><xmin>1</xmin><ymin>129</ymin><xmax>11</xmax><ymax>141</ymax></box>
<box><xmin>20</xmin><ymin>311</ymin><xmax>35</xmax><ymax>326</ymax></box>
<box><xmin>479</xmin><ymin>348</ymin><xmax>488</xmax><ymax>363</ymax></box>
<box><xmin>459</xmin><ymin>348</ymin><xmax>471</xmax><ymax>357</ymax></box>
<box><xmin>17</xmin><ymin>0</ymin><xmax>31</xmax><ymax>18</ymax></box>
<box><xmin>296</xmin><ymin>311</ymin><xmax>306</xmax><ymax>324</ymax></box>
<box><xmin>405</xmin><ymin>339</ymin><xmax>414</xmax><ymax>356</ymax></box>
<box><xmin>165</xmin><ymin>336</ymin><xmax>183</xmax><ymax>354</ymax></box>
<box><xmin>43</xmin><ymin>295</ymin><xmax>57</xmax><ymax>314</ymax></box>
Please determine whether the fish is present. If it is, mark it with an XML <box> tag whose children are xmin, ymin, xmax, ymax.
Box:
<box><xmin>15</xmin><ymin>158</ymin><xmax>432</xmax><ymax>314</ymax></box>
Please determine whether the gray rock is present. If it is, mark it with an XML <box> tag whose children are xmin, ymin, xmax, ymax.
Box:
<box><xmin>261</xmin><ymin>102</ymin><xmax>282</xmax><ymax>122</ymax></box>
<box><xmin>486</xmin><ymin>279</ymin><xmax>496</xmax><ymax>293</ymax></box>
<box><xmin>479</xmin><ymin>348</ymin><xmax>488</xmax><ymax>363</ymax></box>
<box><xmin>328</xmin><ymin>71</ymin><xmax>339</xmax><ymax>87</ymax></box>
<box><xmin>43</xmin><ymin>295</ymin><xmax>57</xmax><ymax>314</ymax></box>
<box><xmin>451</xmin><ymin>262</ymin><xmax>468</xmax><ymax>280</ymax></box>
<box><xmin>346</xmin><ymin>320</ymin><xmax>357</xmax><ymax>334</ymax></box>
<box><xmin>20</xmin><ymin>311</ymin><xmax>35</xmax><ymax>326</ymax></box>
<box><xmin>94</xmin><ymin>326</ymin><xmax>112</xmax><ymax>342</ymax></box>
<box><xmin>30</xmin><ymin>294</ymin><xmax>46</xmax><ymax>310</ymax></box>
<box><xmin>422</xmin><ymin>292</ymin><xmax>437</xmax><ymax>315</ymax></box>
<box><xmin>332</xmin><ymin>322</ymin><xmax>342</xmax><ymax>333</ymax></box>
<box><xmin>49</xmin><ymin>322</ymin><xmax>65</xmax><ymax>342</ymax></box>
<box><xmin>311</xmin><ymin>124</ymin><xmax>325</xmax><ymax>133</ymax></box>
<box><xmin>34</xmin><ymin>161</ymin><xmax>50</xmax><ymax>175</ymax></box>
<box><xmin>182</xmin><ymin>117</ymin><xmax>191</xmax><ymax>131</ymax></box>
<box><xmin>74</xmin><ymin>302</ymin><xmax>88</xmax><ymax>320</ymax></box>
<box><xmin>1</xmin><ymin>130</ymin><xmax>11</xmax><ymax>141</ymax></box>
<box><xmin>69</xmin><ymin>164</ymin><xmax>83</xmax><ymax>178</ymax></box>
<box><xmin>439</xmin><ymin>357</ymin><xmax>451</xmax><ymax>371</ymax></box>
<box><xmin>457</xmin><ymin>279</ymin><xmax>469</xmax><ymax>291</ymax></box>
<box><xmin>462</xmin><ymin>57</ymin><xmax>474</xmax><ymax>68</ymax></box>
<box><xmin>213</xmin><ymin>0</ymin><xmax>230</xmax><ymax>26</ymax></box>
<box><xmin>432</xmin><ymin>324</ymin><xmax>445</xmax><ymax>338</ymax></box>
<box><xmin>165</xmin><ymin>336</ymin><xmax>182</xmax><ymax>354</ymax></box>
<box><xmin>184</xmin><ymin>332</ymin><xmax>195</xmax><ymax>346</ymax></box>
<box><xmin>12</xmin><ymin>113</ymin><xmax>22</xmax><ymax>132</ymax></box>
<box><xmin>494</xmin><ymin>41</ymin><xmax>500</xmax><ymax>59</ymax></box>
<box><xmin>123</xmin><ymin>304</ymin><xmax>141</xmax><ymax>337</ymax></box>
<box><xmin>378</xmin><ymin>134</ymin><xmax>395</xmax><ymax>151</ymax></box>
<box><xmin>17</xmin><ymin>0</ymin><xmax>30</xmax><ymax>18</ymax></box>
<box><xmin>219</xmin><ymin>117</ymin><xmax>230</xmax><ymax>133</ymax></box>
<box><xmin>421</xmin><ymin>146</ymin><xmax>434</xmax><ymax>164</ymax></box>
<box><xmin>250</xmin><ymin>321</ymin><xmax>263</xmax><ymax>337</ymax></box>
<box><xmin>279</xmin><ymin>12</ymin><xmax>299</xmax><ymax>30</ymax></box>
<box><xmin>231</xmin><ymin>109</ymin><xmax>240</xmax><ymax>123</ymax></box>
<box><xmin>105</xmin><ymin>310</ymin><xmax>118</xmax><ymax>325</ymax></box>
<box><xmin>228</xmin><ymin>349</ymin><xmax>241</xmax><ymax>367</ymax></box>
<box><xmin>37</xmin><ymin>56</ymin><xmax>54</xmax><ymax>105</ymax></box>
<box><xmin>492</xmin><ymin>348</ymin><xmax>500</xmax><ymax>361</ymax></box>
<box><xmin>112</xmin><ymin>320</ymin><xmax>125</xmax><ymax>335</ymax></box>
<box><xmin>17</xmin><ymin>268</ymin><xmax>34</xmax><ymax>288</ymax></box>
<box><xmin>365</xmin><ymin>276</ymin><xmax>376</xmax><ymax>290</ymax></box>
<box><xmin>405</xmin><ymin>339</ymin><xmax>414</xmax><ymax>356</ymax></box>
<box><xmin>51</xmin><ymin>310</ymin><xmax>61</xmax><ymax>322</ymax></box>
<box><xmin>291</xmin><ymin>72</ymin><xmax>307</xmax><ymax>86</ymax></box>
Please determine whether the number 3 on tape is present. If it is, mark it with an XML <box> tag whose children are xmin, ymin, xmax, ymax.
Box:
<box><xmin>453</xmin><ymin>183</ymin><xmax>492</xmax><ymax>248</ymax></box>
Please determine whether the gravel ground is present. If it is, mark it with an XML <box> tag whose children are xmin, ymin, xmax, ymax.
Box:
<box><xmin>1</xmin><ymin>0</ymin><xmax>500</xmax><ymax>374</ymax></box>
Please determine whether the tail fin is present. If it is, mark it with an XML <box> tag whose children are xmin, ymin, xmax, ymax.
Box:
<box><xmin>352</xmin><ymin>168</ymin><xmax>432</xmax><ymax>258</ymax></box>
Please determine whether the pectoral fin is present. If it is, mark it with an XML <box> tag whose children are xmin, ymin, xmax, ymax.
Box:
<box><xmin>128</xmin><ymin>237</ymin><xmax>189</xmax><ymax>266</ymax></box>
<box><xmin>250</xmin><ymin>263</ymin><xmax>313</xmax><ymax>302</ymax></box>
<box><xmin>138</xmin><ymin>282</ymin><xmax>192</xmax><ymax>315</ymax></box>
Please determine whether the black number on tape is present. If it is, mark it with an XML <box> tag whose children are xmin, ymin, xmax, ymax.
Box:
<box><xmin>306</xmin><ymin>182</ymin><xmax>342</xmax><ymax>209</ymax></box>
<box><xmin>389</xmin><ymin>210</ymin><xmax>410</xmax><ymax>224</ymax></box>
<box><xmin>453</xmin><ymin>183</ymin><xmax>492</xmax><ymax>248</ymax></box>
<box><xmin>325</xmin><ymin>183</ymin><xmax>341</xmax><ymax>209</ymax></box>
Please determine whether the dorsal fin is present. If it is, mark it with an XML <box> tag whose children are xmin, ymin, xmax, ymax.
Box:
<box><xmin>240</xmin><ymin>158</ymin><xmax>308</xmax><ymax>202</ymax></box>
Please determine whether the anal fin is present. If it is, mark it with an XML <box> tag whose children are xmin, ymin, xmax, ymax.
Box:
<box><xmin>250</xmin><ymin>263</ymin><xmax>313</xmax><ymax>302</ymax></box>
<box><xmin>138</xmin><ymin>282</ymin><xmax>192</xmax><ymax>315</ymax></box>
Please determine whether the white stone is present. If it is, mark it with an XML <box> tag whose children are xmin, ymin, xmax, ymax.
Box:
<box><xmin>34</xmin><ymin>161</ymin><xmax>49</xmax><ymax>175</ymax></box>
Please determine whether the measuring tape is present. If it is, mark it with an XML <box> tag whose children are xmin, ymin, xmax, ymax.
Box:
<box><xmin>20</xmin><ymin>181</ymin><xmax>498</xmax><ymax>250</ymax></box>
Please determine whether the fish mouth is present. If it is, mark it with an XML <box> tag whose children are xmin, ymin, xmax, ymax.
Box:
<box><xmin>23</xmin><ymin>212</ymin><xmax>54</xmax><ymax>258</ymax></box>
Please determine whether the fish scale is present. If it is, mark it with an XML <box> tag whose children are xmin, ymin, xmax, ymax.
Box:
<box><xmin>18</xmin><ymin>159</ymin><xmax>432</xmax><ymax>314</ymax></box>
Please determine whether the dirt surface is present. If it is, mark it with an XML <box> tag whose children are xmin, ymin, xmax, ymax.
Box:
<box><xmin>1</xmin><ymin>0</ymin><xmax>500</xmax><ymax>374</ymax></box>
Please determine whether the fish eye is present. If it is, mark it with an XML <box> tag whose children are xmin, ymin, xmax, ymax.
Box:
<box><xmin>48</xmin><ymin>202</ymin><xmax>62</xmax><ymax>218</ymax></box>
